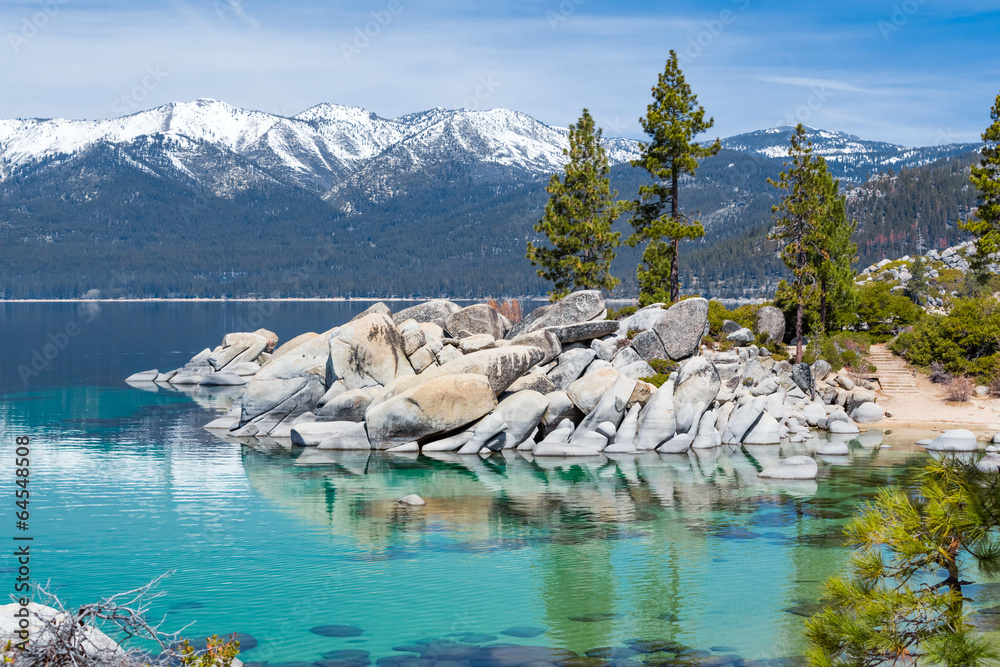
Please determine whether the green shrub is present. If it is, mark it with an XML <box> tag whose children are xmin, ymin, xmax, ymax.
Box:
<box><xmin>850</xmin><ymin>282</ymin><xmax>922</xmax><ymax>342</ymax></box>
<box><xmin>648</xmin><ymin>358</ymin><xmax>678</xmax><ymax>375</ymax></box>
<box><xmin>606</xmin><ymin>305</ymin><xmax>638</xmax><ymax>321</ymax></box>
<box><xmin>639</xmin><ymin>373</ymin><xmax>671</xmax><ymax>388</ymax></box>
<box><xmin>707</xmin><ymin>299</ymin><xmax>728</xmax><ymax>337</ymax></box>
<box><xmin>891</xmin><ymin>297</ymin><xmax>1000</xmax><ymax>381</ymax></box>
<box><xmin>803</xmin><ymin>332</ymin><xmax>875</xmax><ymax>372</ymax></box>
<box><xmin>728</xmin><ymin>302</ymin><xmax>764</xmax><ymax>330</ymax></box>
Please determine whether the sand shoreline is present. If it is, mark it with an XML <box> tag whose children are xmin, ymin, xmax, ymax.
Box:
<box><xmin>0</xmin><ymin>297</ymin><xmax>641</xmax><ymax>303</ymax></box>
<box><xmin>868</xmin><ymin>354</ymin><xmax>1000</xmax><ymax>437</ymax></box>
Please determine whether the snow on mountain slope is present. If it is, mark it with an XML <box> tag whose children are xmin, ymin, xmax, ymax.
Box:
<box><xmin>0</xmin><ymin>100</ymin><xmax>640</xmax><ymax>192</ymax></box>
<box><xmin>720</xmin><ymin>125</ymin><xmax>979</xmax><ymax>179</ymax></box>
<box><xmin>0</xmin><ymin>101</ymin><xmax>980</xmax><ymax>195</ymax></box>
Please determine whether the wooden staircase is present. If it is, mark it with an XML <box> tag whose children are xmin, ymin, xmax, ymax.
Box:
<box><xmin>867</xmin><ymin>344</ymin><xmax>921</xmax><ymax>395</ymax></box>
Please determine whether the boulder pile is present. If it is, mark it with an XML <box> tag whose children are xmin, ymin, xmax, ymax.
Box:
<box><xmin>856</xmin><ymin>240</ymin><xmax>999</xmax><ymax>309</ymax></box>
<box><xmin>126</xmin><ymin>291</ymin><xmax>886</xmax><ymax>456</ymax></box>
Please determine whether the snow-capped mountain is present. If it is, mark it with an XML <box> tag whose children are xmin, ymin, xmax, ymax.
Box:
<box><xmin>0</xmin><ymin>102</ymin><xmax>980</xmax><ymax>204</ymax></box>
<box><xmin>720</xmin><ymin>126</ymin><xmax>979</xmax><ymax>181</ymax></box>
<box><xmin>0</xmin><ymin>99</ymin><xmax>641</xmax><ymax>198</ymax></box>
<box><xmin>0</xmin><ymin>99</ymin><xmax>984</xmax><ymax>300</ymax></box>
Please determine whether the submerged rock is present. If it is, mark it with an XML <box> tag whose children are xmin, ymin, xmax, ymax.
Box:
<box><xmin>923</xmin><ymin>429</ymin><xmax>979</xmax><ymax>452</ymax></box>
<box><xmin>759</xmin><ymin>455</ymin><xmax>818</xmax><ymax>480</ymax></box>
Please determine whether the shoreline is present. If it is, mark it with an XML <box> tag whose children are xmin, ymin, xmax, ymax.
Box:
<box><xmin>0</xmin><ymin>297</ymin><xmax>641</xmax><ymax>303</ymax></box>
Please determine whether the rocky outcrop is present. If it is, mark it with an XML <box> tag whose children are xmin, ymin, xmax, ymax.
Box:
<box><xmin>130</xmin><ymin>290</ymin><xmax>868</xmax><ymax>464</ymax></box>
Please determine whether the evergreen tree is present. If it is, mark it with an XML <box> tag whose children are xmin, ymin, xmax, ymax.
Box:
<box><xmin>810</xmin><ymin>188</ymin><xmax>858</xmax><ymax>331</ymax></box>
<box><xmin>769</xmin><ymin>124</ymin><xmax>832</xmax><ymax>362</ymax></box>
<box><xmin>628</xmin><ymin>50</ymin><xmax>720</xmax><ymax>304</ymax></box>
<box><xmin>527</xmin><ymin>109</ymin><xmax>627</xmax><ymax>301</ymax></box>
<box><xmin>807</xmin><ymin>458</ymin><xmax>1000</xmax><ymax>667</ymax></box>
<box><xmin>905</xmin><ymin>255</ymin><xmax>929</xmax><ymax>305</ymax></box>
<box><xmin>961</xmin><ymin>90</ymin><xmax>1000</xmax><ymax>273</ymax></box>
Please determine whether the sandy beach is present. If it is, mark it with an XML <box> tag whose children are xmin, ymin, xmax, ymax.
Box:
<box><xmin>869</xmin><ymin>344</ymin><xmax>1000</xmax><ymax>439</ymax></box>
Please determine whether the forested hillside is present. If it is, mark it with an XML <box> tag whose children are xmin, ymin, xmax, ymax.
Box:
<box><xmin>0</xmin><ymin>113</ymin><xmax>981</xmax><ymax>299</ymax></box>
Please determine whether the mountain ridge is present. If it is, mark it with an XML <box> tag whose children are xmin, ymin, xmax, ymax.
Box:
<box><xmin>0</xmin><ymin>99</ymin><xmax>985</xmax><ymax>299</ymax></box>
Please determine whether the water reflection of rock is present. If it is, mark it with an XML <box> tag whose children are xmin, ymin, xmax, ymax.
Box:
<box><xmin>237</xmin><ymin>433</ymin><xmax>913</xmax><ymax>539</ymax></box>
<box><xmin>232</xmin><ymin>428</ymin><xmax>927</xmax><ymax>657</ymax></box>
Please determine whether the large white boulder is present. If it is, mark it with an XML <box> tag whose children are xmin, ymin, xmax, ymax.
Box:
<box><xmin>851</xmin><ymin>402</ymin><xmax>884</xmax><ymax>424</ymax></box>
<box><xmin>829</xmin><ymin>420</ymin><xmax>860</xmax><ymax>434</ymax></box>
<box><xmin>329</xmin><ymin>313</ymin><xmax>414</xmax><ymax>390</ymax></box>
<box><xmin>652</xmin><ymin>298</ymin><xmax>709</xmax><ymax>360</ymax></box>
<box><xmin>742</xmin><ymin>412</ymin><xmax>782</xmax><ymax>444</ymax></box>
<box><xmin>495</xmin><ymin>390</ymin><xmax>548</xmax><ymax>447</ymax></box>
<box><xmin>567</xmin><ymin>366</ymin><xmax>621</xmax><ymax>414</ymax></box>
<box><xmin>634</xmin><ymin>377</ymin><xmax>677</xmax><ymax>450</ymax></box>
<box><xmin>672</xmin><ymin>356</ymin><xmax>721</xmax><ymax>434</ymax></box>
<box><xmin>365</xmin><ymin>373</ymin><xmax>497</xmax><ymax>448</ymax></box>
<box><xmin>238</xmin><ymin>332</ymin><xmax>333</xmax><ymax>434</ymax></box>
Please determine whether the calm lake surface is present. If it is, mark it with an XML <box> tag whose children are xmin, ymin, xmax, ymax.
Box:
<box><xmin>1</xmin><ymin>302</ymin><xmax>995</xmax><ymax>666</ymax></box>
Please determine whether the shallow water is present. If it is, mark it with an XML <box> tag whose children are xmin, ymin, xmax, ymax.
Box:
<box><xmin>0</xmin><ymin>302</ymin><xmax>995</xmax><ymax>666</ymax></box>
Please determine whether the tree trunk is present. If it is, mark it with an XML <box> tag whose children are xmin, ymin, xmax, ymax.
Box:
<box><xmin>670</xmin><ymin>238</ymin><xmax>679</xmax><ymax>302</ymax></box>
<box><xmin>820</xmin><ymin>277</ymin><xmax>828</xmax><ymax>332</ymax></box>
<box><xmin>671</xmin><ymin>169</ymin><xmax>680</xmax><ymax>302</ymax></box>
<box><xmin>796</xmin><ymin>234</ymin><xmax>806</xmax><ymax>364</ymax></box>
<box><xmin>796</xmin><ymin>301</ymin><xmax>803</xmax><ymax>364</ymax></box>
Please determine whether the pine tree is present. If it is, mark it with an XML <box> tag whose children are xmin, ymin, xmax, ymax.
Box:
<box><xmin>810</xmin><ymin>184</ymin><xmax>858</xmax><ymax>331</ymax></box>
<box><xmin>769</xmin><ymin>124</ymin><xmax>832</xmax><ymax>362</ymax></box>
<box><xmin>806</xmin><ymin>458</ymin><xmax>1000</xmax><ymax>667</ymax></box>
<box><xmin>527</xmin><ymin>109</ymin><xmax>627</xmax><ymax>301</ymax></box>
<box><xmin>961</xmin><ymin>90</ymin><xmax>1000</xmax><ymax>273</ymax></box>
<box><xmin>905</xmin><ymin>255</ymin><xmax>929</xmax><ymax>306</ymax></box>
<box><xmin>628</xmin><ymin>50</ymin><xmax>720</xmax><ymax>304</ymax></box>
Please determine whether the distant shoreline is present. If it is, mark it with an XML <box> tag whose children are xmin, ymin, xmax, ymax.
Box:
<box><xmin>0</xmin><ymin>297</ymin><xmax>641</xmax><ymax>303</ymax></box>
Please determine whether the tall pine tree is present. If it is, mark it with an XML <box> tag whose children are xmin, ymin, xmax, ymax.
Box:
<box><xmin>961</xmin><ymin>89</ymin><xmax>1000</xmax><ymax>273</ymax></box>
<box><xmin>629</xmin><ymin>50</ymin><xmax>720</xmax><ymax>304</ymax></box>
<box><xmin>769</xmin><ymin>124</ymin><xmax>833</xmax><ymax>363</ymax></box>
<box><xmin>527</xmin><ymin>109</ymin><xmax>627</xmax><ymax>301</ymax></box>
<box><xmin>810</xmin><ymin>180</ymin><xmax>858</xmax><ymax>331</ymax></box>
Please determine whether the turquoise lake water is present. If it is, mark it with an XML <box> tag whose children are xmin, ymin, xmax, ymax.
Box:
<box><xmin>1</xmin><ymin>302</ymin><xmax>996</xmax><ymax>666</ymax></box>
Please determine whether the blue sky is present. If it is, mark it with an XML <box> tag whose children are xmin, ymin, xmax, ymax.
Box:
<box><xmin>2</xmin><ymin>0</ymin><xmax>998</xmax><ymax>145</ymax></box>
